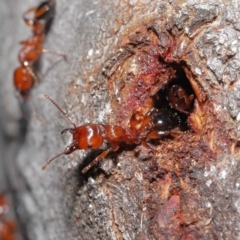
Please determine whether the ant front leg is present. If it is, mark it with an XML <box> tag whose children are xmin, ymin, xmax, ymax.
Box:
<box><xmin>82</xmin><ymin>144</ymin><xmax>119</xmax><ymax>173</ymax></box>
<box><xmin>82</xmin><ymin>149</ymin><xmax>111</xmax><ymax>174</ymax></box>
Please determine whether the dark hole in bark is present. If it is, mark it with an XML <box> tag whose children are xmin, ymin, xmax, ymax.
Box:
<box><xmin>153</xmin><ymin>61</ymin><xmax>195</xmax><ymax>132</ymax></box>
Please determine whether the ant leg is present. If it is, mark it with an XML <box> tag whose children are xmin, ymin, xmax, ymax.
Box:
<box><xmin>82</xmin><ymin>149</ymin><xmax>111</xmax><ymax>174</ymax></box>
<box><xmin>42</xmin><ymin>49</ymin><xmax>67</xmax><ymax>60</ymax></box>
<box><xmin>147</xmin><ymin>129</ymin><xmax>182</xmax><ymax>140</ymax></box>
<box><xmin>82</xmin><ymin>144</ymin><xmax>119</xmax><ymax>174</ymax></box>
<box><xmin>26</xmin><ymin>66</ymin><xmax>39</xmax><ymax>86</ymax></box>
<box><xmin>129</xmin><ymin>111</ymin><xmax>151</xmax><ymax>129</ymax></box>
<box><xmin>141</xmin><ymin>140</ymin><xmax>158</xmax><ymax>153</ymax></box>
<box><xmin>175</xmin><ymin>108</ymin><xmax>191</xmax><ymax>115</ymax></box>
<box><xmin>139</xmin><ymin>115</ymin><xmax>152</xmax><ymax>130</ymax></box>
<box><xmin>168</xmin><ymin>129</ymin><xmax>183</xmax><ymax>137</ymax></box>
<box><xmin>147</xmin><ymin>130</ymin><xmax>169</xmax><ymax>139</ymax></box>
<box><xmin>23</xmin><ymin>7</ymin><xmax>36</xmax><ymax>27</ymax></box>
<box><xmin>129</xmin><ymin>113</ymin><xmax>140</xmax><ymax>128</ymax></box>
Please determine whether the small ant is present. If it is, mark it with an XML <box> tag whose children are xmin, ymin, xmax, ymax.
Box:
<box><xmin>0</xmin><ymin>195</ymin><xmax>16</xmax><ymax>240</ymax></box>
<box><xmin>42</xmin><ymin>95</ymin><xmax>182</xmax><ymax>173</ymax></box>
<box><xmin>13</xmin><ymin>0</ymin><xmax>66</xmax><ymax>99</ymax></box>
<box><xmin>167</xmin><ymin>84</ymin><xmax>194</xmax><ymax>114</ymax></box>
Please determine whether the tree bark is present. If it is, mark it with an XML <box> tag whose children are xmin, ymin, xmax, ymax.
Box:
<box><xmin>1</xmin><ymin>0</ymin><xmax>240</xmax><ymax>239</ymax></box>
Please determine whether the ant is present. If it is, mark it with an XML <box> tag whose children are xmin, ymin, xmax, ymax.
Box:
<box><xmin>167</xmin><ymin>84</ymin><xmax>194</xmax><ymax>114</ymax></box>
<box><xmin>13</xmin><ymin>0</ymin><xmax>66</xmax><ymax>100</ymax></box>
<box><xmin>0</xmin><ymin>195</ymin><xmax>16</xmax><ymax>240</ymax></box>
<box><xmin>42</xmin><ymin>95</ymin><xmax>182</xmax><ymax>174</ymax></box>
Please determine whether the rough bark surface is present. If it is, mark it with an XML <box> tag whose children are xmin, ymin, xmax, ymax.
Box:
<box><xmin>1</xmin><ymin>0</ymin><xmax>240</xmax><ymax>239</ymax></box>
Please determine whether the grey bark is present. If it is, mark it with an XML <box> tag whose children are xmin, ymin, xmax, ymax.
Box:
<box><xmin>1</xmin><ymin>0</ymin><xmax>240</xmax><ymax>239</ymax></box>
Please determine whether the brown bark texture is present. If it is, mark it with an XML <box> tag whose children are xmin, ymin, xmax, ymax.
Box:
<box><xmin>1</xmin><ymin>0</ymin><xmax>240</xmax><ymax>239</ymax></box>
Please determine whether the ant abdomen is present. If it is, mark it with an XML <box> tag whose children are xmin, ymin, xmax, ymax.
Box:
<box><xmin>13</xmin><ymin>66</ymin><xmax>34</xmax><ymax>98</ymax></box>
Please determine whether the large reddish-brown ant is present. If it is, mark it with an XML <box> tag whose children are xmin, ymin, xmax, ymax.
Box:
<box><xmin>0</xmin><ymin>195</ymin><xmax>16</xmax><ymax>240</ymax></box>
<box><xmin>42</xmin><ymin>95</ymin><xmax>182</xmax><ymax>173</ymax></box>
<box><xmin>13</xmin><ymin>0</ymin><xmax>66</xmax><ymax>99</ymax></box>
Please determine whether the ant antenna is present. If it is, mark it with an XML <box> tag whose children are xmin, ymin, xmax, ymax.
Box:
<box><xmin>45</xmin><ymin>94</ymin><xmax>76</xmax><ymax>128</ymax></box>
<box><xmin>42</xmin><ymin>151</ymin><xmax>65</xmax><ymax>170</ymax></box>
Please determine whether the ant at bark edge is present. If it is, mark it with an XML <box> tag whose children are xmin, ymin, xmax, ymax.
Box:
<box><xmin>13</xmin><ymin>0</ymin><xmax>66</xmax><ymax>100</ymax></box>
<box><xmin>42</xmin><ymin>83</ymin><xmax>194</xmax><ymax>174</ymax></box>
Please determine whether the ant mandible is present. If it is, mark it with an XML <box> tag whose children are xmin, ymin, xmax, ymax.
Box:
<box><xmin>13</xmin><ymin>0</ymin><xmax>66</xmax><ymax>100</ymax></box>
<box><xmin>42</xmin><ymin>95</ymin><xmax>181</xmax><ymax>174</ymax></box>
